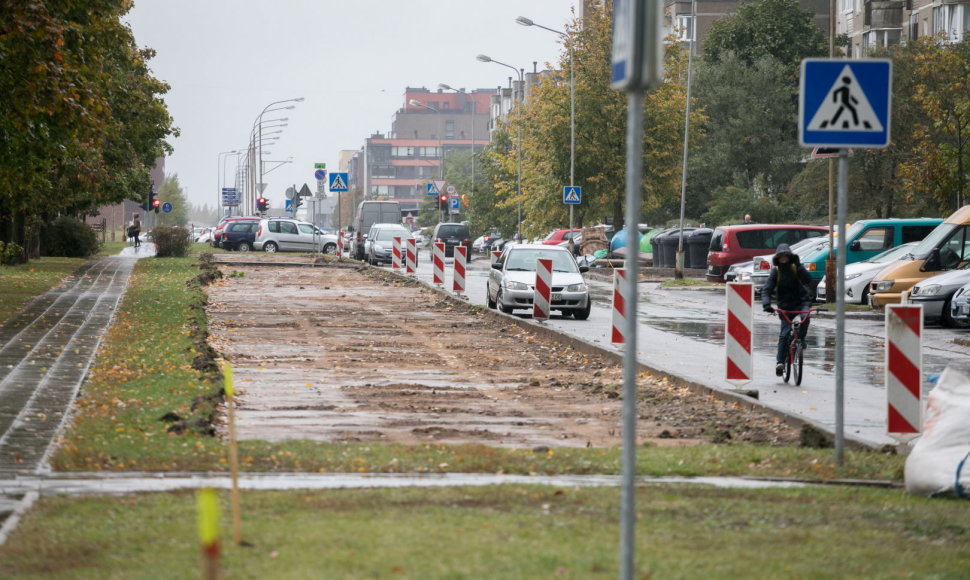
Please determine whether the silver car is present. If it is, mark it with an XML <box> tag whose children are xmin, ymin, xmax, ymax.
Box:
<box><xmin>910</xmin><ymin>265</ymin><xmax>970</xmax><ymax>327</ymax></box>
<box><xmin>949</xmin><ymin>281</ymin><xmax>970</xmax><ymax>325</ymax></box>
<box><xmin>486</xmin><ymin>244</ymin><xmax>591</xmax><ymax>319</ymax></box>
<box><xmin>253</xmin><ymin>218</ymin><xmax>336</xmax><ymax>253</ymax></box>
<box><xmin>365</xmin><ymin>223</ymin><xmax>415</xmax><ymax>265</ymax></box>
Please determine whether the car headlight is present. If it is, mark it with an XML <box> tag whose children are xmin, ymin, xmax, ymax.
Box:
<box><xmin>874</xmin><ymin>280</ymin><xmax>894</xmax><ymax>292</ymax></box>
<box><xmin>738</xmin><ymin>272</ymin><xmax>751</xmax><ymax>282</ymax></box>
<box><xmin>566</xmin><ymin>283</ymin><xmax>588</xmax><ymax>292</ymax></box>
<box><xmin>845</xmin><ymin>272</ymin><xmax>862</xmax><ymax>281</ymax></box>
<box><xmin>373</xmin><ymin>244</ymin><xmax>385</xmax><ymax>252</ymax></box>
<box><xmin>916</xmin><ymin>284</ymin><xmax>941</xmax><ymax>296</ymax></box>
<box><xmin>505</xmin><ymin>280</ymin><xmax>529</xmax><ymax>290</ymax></box>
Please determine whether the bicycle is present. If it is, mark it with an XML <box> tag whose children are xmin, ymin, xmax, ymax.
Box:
<box><xmin>772</xmin><ymin>308</ymin><xmax>823</xmax><ymax>386</ymax></box>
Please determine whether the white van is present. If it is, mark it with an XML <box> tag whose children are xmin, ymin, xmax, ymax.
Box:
<box><xmin>350</xmin><ymin>201</ymin><xmax>401</xmax><ymax>259</ymax></box>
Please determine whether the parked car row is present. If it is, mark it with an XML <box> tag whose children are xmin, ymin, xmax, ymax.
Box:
<box><xmin>206</xmin><ymin>216</ymin><xmax>339</xmax><ymax>254</ymax></box>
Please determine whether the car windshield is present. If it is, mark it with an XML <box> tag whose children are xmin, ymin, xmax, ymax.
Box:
<box><xmin>374</xmin><ymin>228</ymin><xmax>409</xmax><ymax>241</ymax></box>
<box><xmin>909</xmin><ymin>222</ymin><xmax>955</xmax><ymax>259</ymax></box>
<box><xmin>505</xmin><ymin>249</ymin><xmax>578</xmax><ymax>273</ymax></box>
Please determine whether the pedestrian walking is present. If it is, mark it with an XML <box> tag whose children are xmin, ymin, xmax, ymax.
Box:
<box><xmin>128</xmin><ymin>214</ymin><xmax>142</xmax><ymax>247</ymax></box>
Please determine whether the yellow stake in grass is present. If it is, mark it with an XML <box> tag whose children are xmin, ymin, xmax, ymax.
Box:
<box><xmin>197</xmin><ymin>488</ymin><xmax>220</xmax><ymax>579</ymax></box>
<box><xmin>223</xmin><ymin>362</ymin><xmax>243</xmax><ymax>545</ymax></box>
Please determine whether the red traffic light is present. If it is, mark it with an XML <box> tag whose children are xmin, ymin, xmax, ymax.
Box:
<box><xmin>151</xmin><ymin>198</ymin><xmax>161</xmax><ymax>213</ymax></box>
<box><xmin>256</xmin><ymin>197</ymin><xmax>268</xmax><ymax>212</ymax></box>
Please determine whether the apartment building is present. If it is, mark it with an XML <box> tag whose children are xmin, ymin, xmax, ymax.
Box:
<box><xmin>347</xmin><ymin>87</ymin><xmax>494</xmax><ymax>216</ymax></box>
<box><xmin>840</xmin><ymin>0</ymin><xmax>970</xmax><ymax>56</ymax></box>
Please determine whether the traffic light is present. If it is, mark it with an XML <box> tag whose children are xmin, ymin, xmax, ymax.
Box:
<box><xmin>143</xmin><ymin>189</ymin><xmax>155</xmax><ymax>212</ymax></box>
<box><xmin>256</xmin><ymin>197</ymin><xmax>268</xmax><ymax>212</ymax></box>
<box><xmin>152</xmin><ymin>197</ymin><xmax>161</xmax><ymax>213</ymax></box>
<box><xmin>438</xmin><ymin>194</ymin><xmax>448</xmax><ymax>210</ymax></box>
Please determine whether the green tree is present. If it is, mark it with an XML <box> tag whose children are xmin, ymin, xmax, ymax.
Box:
<box><xmin>155</xmin><ymin>174</ymin><xmax>188</xmax><ymax>227</ymax></box>
<box><xmin>0</xmin><ymin>1</ymin><xmax>175</xmax><ymax>256</ymax></box>
<box><xmin>898</xmin><ymin>38</ymin><xmax>970</xmax><ymax>213</ymax></box>
<box><xmin>701</xmin><ymin>0</ymin><xmax>827</xmax><ymax>68</ymax></box>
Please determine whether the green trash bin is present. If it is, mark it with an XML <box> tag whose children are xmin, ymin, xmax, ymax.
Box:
<box><xmin>639</xmin><ymin>229</ymin><xmax>661</xmax><ymax>254</ymax></box>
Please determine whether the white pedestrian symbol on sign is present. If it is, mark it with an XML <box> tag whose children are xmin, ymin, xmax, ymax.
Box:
<box><xmin>329</xmin><ymin>174</ymin><xmax>347</xmax><ymax>191</ymax></box>
<box><xmin>807</xmin><ymin>65</ymin><xmax>883</xmax><ymax>133</ymax></box>
<box><xmin>564</xmin><ymin>187</ymin><xmax>580</xmax><ymax>203</ymax></box>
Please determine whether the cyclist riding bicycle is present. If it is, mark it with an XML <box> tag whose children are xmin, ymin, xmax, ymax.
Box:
<box><xmin>761</xmin><ymin>243</ymin><xmax>814</xmax><ymax>376</ymax></box>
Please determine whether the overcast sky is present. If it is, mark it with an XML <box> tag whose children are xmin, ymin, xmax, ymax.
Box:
<box><xmin>125</xmin><ymin>1</ymin><xmax>577</xmax><ymax>211</ymax></box>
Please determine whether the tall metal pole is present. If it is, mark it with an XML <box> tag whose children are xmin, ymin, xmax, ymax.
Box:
<box><xmin>477</xmin><ymin>55</ymin><xmax>523</xmax><ymax>239</ymax></box>
<box><xmin>569</xmin><ymin>41</ymin><xmax>576</xmax><ymax>232</ymax></box>
<box><xmin>675</xmin><ymin>0</ymin><xmax>696</xmax><ymax>280</ymax></box>
<box><xmin>620</xmin><ymin>90</ymin><xmax>643</xmax><ymax>580</ymax></box>
<box><xmin>825</xmin><ymin>0</ymin><xmax>838</xmax><ymax>302</ymax></box>
<box><xmin>835</xmin><ymin>150</ymin><xmax>848</xmax><ymax>465</ymax></box>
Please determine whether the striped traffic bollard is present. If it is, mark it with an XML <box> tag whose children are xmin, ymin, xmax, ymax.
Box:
<box><xmin>405</xmin><ymin>238</ymin><xmax>417</xmax><ymax>274</ymax></box>
<box><xmin>886</xmin><ymin>304</ymin><xmax>923</xmax><ymax>439</ymax></box>
<box><xmin>391</xmin><ymin>236</ymin><xmax>402</xmax><ymax>270</ymax></box>
<box><xmin>336</xmin><ymin>231</ymin><xmax>344</xmax><ymax>260</ymax></box>
<box><xmin>611</xmin><ymin>269</ymin><xmax>628</xmax><ymax>343</ymax></box>
<box><xmin>725</xmin><ymin>283</ymin><xmax>753</xmax><ymax>387</ymax></box>
<box><xmin>432</xmin><ymin>242</ymin><xmax>445</xmax><ymax>286</ymax></box>
<box><xmin>491</xmin><ymin>250</ymin><xmax>501</xmax><ymax>265</ymax></box>
<box><xmin>533</xmin><ymin>258</ymin><xmax>553</xmax><ymax>321</ymax></box>
<box><xmin>453</xmin><ymin>246</ymin><xmax>467</xmax><ymax>295</ymax></box>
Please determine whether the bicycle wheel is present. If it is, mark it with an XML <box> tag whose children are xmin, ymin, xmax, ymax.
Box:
<box><xmin>782</xmin><ymin>337</ymin><xmax>793</xmax><ymax>383</ymax></box>
<box><xmin>793</xmin><ymin>340</ymin><xmax>804</xmax><ymax>386</ymax></box>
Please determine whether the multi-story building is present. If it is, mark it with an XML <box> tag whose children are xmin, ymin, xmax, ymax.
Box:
<box><xmin>347</xmin><ymin>87</ymin><xmax>494</xmax><ymax>218</ymax></box>
<box><xmin>840</xmin><ymin>0</ymin><xmax>970</xmax><ymax>57</ymax></box>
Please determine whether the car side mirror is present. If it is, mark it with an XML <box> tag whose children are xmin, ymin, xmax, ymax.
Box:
<box><xmin>491</xmin><ymin>263</ymin><xmax>502</xmax><ymax>270</ymax></box>
<box><xmin>921</xmin><ymin>248</ymin><xmax>941</xmax><ymax>272</ymax></box>
<box><xmin>849</xmin><ymin>240</ymin><xmax>861</xmax><ymax>251</ymax></box>
<box><xmin>579</xmin><ymin>265</ymin><xmax>589</xmax><ymax>273</ymax></box>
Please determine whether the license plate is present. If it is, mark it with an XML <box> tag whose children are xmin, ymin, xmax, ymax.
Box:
<box><xmin>551</xmin><ymin>293</ymin><xmax>563</xmax><ymax>301</ymax></box>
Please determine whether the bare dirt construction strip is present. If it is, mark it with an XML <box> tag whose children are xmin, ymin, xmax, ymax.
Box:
<box><xmin>206</xmin><ymin>258</ymin><xmax>802</xmax><ymax>448</ymax></box>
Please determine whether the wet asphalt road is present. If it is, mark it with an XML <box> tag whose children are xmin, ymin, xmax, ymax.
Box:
<box><xmin>403</xmin><ymin>249</ymin><xmax>970</xmax><ymax>448</ymax></box>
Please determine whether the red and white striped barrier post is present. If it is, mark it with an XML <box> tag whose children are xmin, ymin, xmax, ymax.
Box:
<box><xmin>611</xmin><ymin>269</ymin><xmax>628</xmax><ymax>344</ymax></box>
<box><xmin>405</xmin><ymin>238</ymin><xmax>417</xmax><ymax>274</ymax></box>
<box><xmin>432</xmin><ymin>242</ymin><xmax>445</xmax><ymax>286</ymax></box>
<box><xmin>336</xmin><ymin>231</ymin><xmax>344</xmax><ymax>260</ymax></box>
<box><xmin>886</xmin><ymin>304</ymin><xmax>923</xmax><ymax>439</ymax></box>
<box><xmin>391</xmin><ymin>236</ymin><xmax>402</xmax><ymax>270</ymax></box>
<box><xmin>533</xmin><ymin>258</ymin><xmax>552</xmax><ymax>321</ymax></box>
<box><xmin>491</xmin><ymin>250</ymin><xmax>501</xmax><ymax>265</ymax></box>
<box><xmin>453</xmin><ymin>246</ymin><xmax>467</xmax><ymax>295</ymax></box>
<box><xmin>725</xmin><ymin>283</ymin><xmax>753</xmax><ymax>387</ymax></box>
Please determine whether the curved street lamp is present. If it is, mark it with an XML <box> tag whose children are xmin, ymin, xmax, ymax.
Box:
<box><xmin>477</xmin><ymin>54</ymin><xmax>524</xmax><ymax>239</ymax></box>
<box><xmin>250</xmin><ymin>97</ymin><xmax>303</xmax><ymax>213</ymax></box>
<box><xmin>516</xmin><ymin>16</ymin><xmax>577</xmax><ymax>232</ymax></box>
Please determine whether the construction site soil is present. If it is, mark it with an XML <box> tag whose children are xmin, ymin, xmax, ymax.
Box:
<box><xmin>206</xmin><ymin>258</ymin><xmax>803</xmax><ymax>449</ymax></box>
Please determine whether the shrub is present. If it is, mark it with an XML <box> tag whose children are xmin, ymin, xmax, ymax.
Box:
<box><xmin>0</xmin><ymin>241</ymin><xmax>25</xmax><ymax>265</ymax></box>
<box><xmin>43</xmin><ymin>216</ymin><xmax>100</xmax><ymax>258</ymax></box>
<box><xmin>152</xmin><ymin>226</ymin><xmax>191</xmax><ymax>257</ymax></box>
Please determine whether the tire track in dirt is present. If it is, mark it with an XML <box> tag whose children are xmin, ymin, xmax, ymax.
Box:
<box><xmin>206</xmin><ymin>258</ymin><xmax>802</xmax><ymax>449</ymax></box>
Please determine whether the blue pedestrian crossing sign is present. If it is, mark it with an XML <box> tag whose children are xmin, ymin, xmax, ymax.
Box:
<box><xmin>799</xmin><ymin>58</ymin><xmax>892</xmax><ymax>148</ymax></box>
<box><xmin>328</xmin><ymin>172</ymin><xmax>348</xmax><ymax>192</ymax></box>
<box><xmin>563</xmin><ymin>186</ymin><xmax>581</xmax><ymax>205</ymax></box>
<box><xmin>427</xmin><ymin>182</ymin><xmax>440</xmax><ymax>196</ymax></box>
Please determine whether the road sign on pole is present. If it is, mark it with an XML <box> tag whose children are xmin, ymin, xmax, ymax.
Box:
<box><xmin>449</xmin><ymin>196</ymin><xmax>460</xmax><ymax>215</ymax></box>
<box><xmin>328</xmin><ymin>173</ymin><xmax>348</xmax><ymax>192</ymax></box>
<box><xmin>314</xmin><ymin>169</ymin><xmax>326</xmax><ymax>181</ymax></box>
<box><xmin>610</xmin><ymin>0</ymin><xmax>664</xmax><ymax>91</ymax></box>
<box><xmin>563</xmin><ymin>186</ymin><xmax>581</xmax><ymax>205</ymax></box>
<box><xmin>799</xmin><ymin>59</ymin><xmax>892</xmax><ymax>148</ymax></box>
<box><xmin>161</xmin><ymin>202</ymin><xmax>173</xmax><ymax>214</ymax></box>
<box><xmin>427</xmin><ymin>182</ymin><xmax>440</xmax><ymax>196</ymax></box>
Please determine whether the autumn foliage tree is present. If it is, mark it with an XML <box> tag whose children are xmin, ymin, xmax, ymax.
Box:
<box><xmin>0</xmin><ymin>0</ymin><xmax>176</xmax><ymax>258</ymax></box>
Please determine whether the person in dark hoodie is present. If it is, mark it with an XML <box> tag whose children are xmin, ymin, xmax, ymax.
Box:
<box><xmin>762</xmin><ymin>243</ymin><xmax>814</xmax><ymax>376</ymax></box>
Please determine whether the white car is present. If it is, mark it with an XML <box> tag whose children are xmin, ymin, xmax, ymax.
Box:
<box><xmin>486</xmin><ymin>244</ymin><xmax>591</xmax><ymax>319</ymax></box>
<box><xmin>816</xmin><ymin>242</ymin><xmax>918</xmax><ymax>304</ymax></box>
<box><xmin>750</xmin><ymin>237</ymin><xmax>829</xmax><ymax>297</ymax></box>
<box><xmin>195</xmin><ymin>228</ymin><xmax>213</xmax><ymax>244</ymax></box>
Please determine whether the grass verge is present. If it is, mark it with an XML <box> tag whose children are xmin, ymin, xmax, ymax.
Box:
<box><xmin>660</xmin><ymin>277</ymin><xmax>718</xmax><ymax>287</ymax></box>
<box><xmin>2</xmin><ymin>485</ymin><xmax>967</xmax><ymax>578</ymax></box>
<box><xmin>50</xmin><ymin>254</ymin><xmax>905</xmax><ymax>481</ymax></box>
<box><xmin>0</xmin><ymin>257</ymin><xmax>85</xmax><ymax>324</ymax></box>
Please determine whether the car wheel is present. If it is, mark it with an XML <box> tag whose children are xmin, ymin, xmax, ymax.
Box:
<box><xmin>324</xmin><ymin>243</ymin><xmax>336</xmax><ymax>255</ymax></box>
<box><xmin>486</xmin><ymin>288</ymin><xmax>497</xmax><ymax>309</ymax></box>
<box><xmin>572</xmin><ymin>299</ymin><xmax>592</xmax><ymax>320</ymax></box>
<box><xmin>942</xmin><ymin>298</ymin><xmax>970</xmax><ymax>328</ymax></box>
<box><xmin>264</xmin><ymin>242</ymin><xmax>278</xmax><ymax>253</ymax></box>
<box><xmin>497</xmin><ymin>291</ymin><xmax>514</xmax><ymax>314</ymax></box>
<box><xmin>237</xmin><ymin>241</ymin><xmax>251</xmax><ymax>252</ymax></box>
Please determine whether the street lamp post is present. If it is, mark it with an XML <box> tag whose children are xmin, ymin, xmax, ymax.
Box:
<box><xmin>439</xmin><ymin>83</ymin><xmax>478</xmax><ymax>197</ymax></box>
<box><xmin>516</xmin><ymin>16</ymin><xmax>575</xmax><ymax>234</ymax></box>
<box><xmin>410</xmin><ymin>98</ymin><xmax>445</xmax><ymax>222</ymax></box>
<box><xmin>250</xmin><ymin>97</ymin><xmax>303</xmax><ymax>213</ymax></box>
<box><xmin>477</xmin><ymin>54</ymin><xmax>523</xmax><ymax>240</ymax></box>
